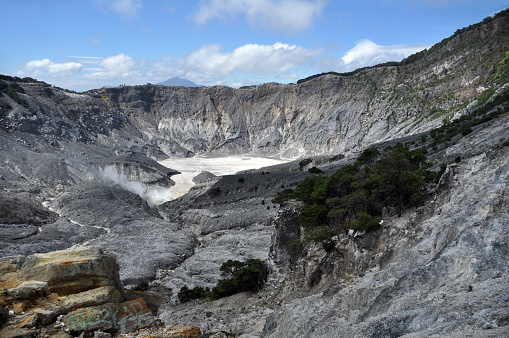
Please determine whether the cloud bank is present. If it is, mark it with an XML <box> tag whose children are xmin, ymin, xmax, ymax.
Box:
<box><xmin>338</xmin><ymin>39</ymin><xmax>432</xmax><ymax>72</ymax></box>
<box><xmin>23</xmin><ymin>59</ymin><xmax>83</xmax><ymax>78</ymax></box>
<box><xmin>16</xmin><ymin>39</ymin><xmax>431</xmax><ymax>90</ymax></box>
<box><xmin>184</xmin><ymin>42</ymin><xmax>320</xmax><ymax>76</ymax></box>
<box><xmin>193</xmin><ymin>0</ymin><xmax>327</xmax><ymax>33</ymax></box>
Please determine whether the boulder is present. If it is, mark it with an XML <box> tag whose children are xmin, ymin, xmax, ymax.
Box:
<box><xmin>32</xmin><ymin>308</ymin><xmax>58</xmax><ymax>326</ymax></box>
<box><xmin>17</xmin><ymin>247</ymin><xmax>122</xmax><ymax>296</ymax></box>
<box><xmin>6</xmin><ymin>281</ymin><xmax>48</xmax><ymax>300</ymax></box>
<box><xmin>123</xmin><ymin>289</ymin><xmax>163</xmax><ymax>314</ymax></box>
<box><xmin>93</xmin><ymin>331</ymin><xmax>112</xmax><ymax>338</ymax></box>
<box><xmin>56</xmin><ymin>286</ymin><xmax>123</xmax><ymax>315</ymax></box>
<box><xmin>62</xmin><ymin>298</ymin><xmax>154</xmax><ymax>334</ymax></box>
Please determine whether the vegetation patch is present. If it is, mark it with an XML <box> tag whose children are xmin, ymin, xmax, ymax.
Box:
<box><xmin>0</xmin><ymin>80</ymin><xmax>30</xmax><ymax>110</ymax></box>
<box><xmin>276</xmin><ymin>145</ymin><xmax>438</xmax><ymax>256</ymax></box>
<box><xmin>178</xmin><ymin>259</ymin><xmax>268</xmax><ymax>303</ymax></box>
<box><xmin>431</xmin><ymin>87</ymin><xmax>509</xmax><ymax>146</ymax></box>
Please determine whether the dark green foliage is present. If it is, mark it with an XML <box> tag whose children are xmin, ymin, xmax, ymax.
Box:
<box><xmin>297</xmin><ymin>61</ymin><xmax>400</xmax><ymax>84</ymax></box>
<box><xmin>371</xmin><ymin>145</ymin><xmax>429</xmax><ymax>216</ymax></box>
<box><xmin>358</xmin><ymin>148</ymin><xmax>380</xmax><ymax>165</ymax></box>
<box><xmin>238</xmin><ymin>177</ymin><xmax>245</xmax><ymax>183</ymax></box>
<box><xmin>272</xmin><ymin>188</ymin><xmax>294</xmax><ymax>205</ymax></box>
<box><xmin>350</xmin><ymin>212</ymin><xmax>382</xmax><ymax>231</ymax></box>
<box><xmin>177</xmin><ymin>285</ymin><xmax>210</xmax><ymax>303</ymax></box>
<box><xmin>0</xmin><ymin>81</ymin><xmax>7</xmax><ymax>92</ymax></box>
<box><xmin>308</xmin><ymin>166</ymin><xmax>324</xmax><ymax>174</ymax></box>
<box><xmin>293</xmin><ymin>175</ymin><xmax>327</xmax><ymax>205</ymax></box>
<box><xmin>277</xmin><ymin>144</ymin><xmax>435</xmax><ymax>257</ymax></box>
<box><xmin>219</xmin><ymin>259</ymin><xmax>246</xmax><ymax>276</ymax></box>
<box><xmin>454</xmin><ymin>156</ymin><xmax>461</xmax><ymax>163</ymax></box>
<box><xmin>430</xmin><ymin>88</ymin><xmax>509</xmax><ymax>147</ymax></box>
<box><xmin>132</xmin><ymin>281</ymin><xmax>149</xmax><ymax>291</ymax></box>
<box><xmin>305</xmin><ymin>226</ymin><xmax>336</xmax><ymax>252</ymax></box>
<box><xmin>285</xmin><ymin>144</ymin><xmax>433</xmax><ymax>230</ymax></box>
<box><xmin>208</xmin><ymin>279</ymin><xmax>238</xmax><ymax>300</ymax></box>
<box><xmin>0</xmin><ymin>80</ymin><xmax>30</xmax><ymax>109</ymax></box>
<box><xmin>179</xmin><ymin>259</ymin><xmax>269</xmax><ymax>303</ymax></box>
<box><xmin>299</xmin><ymin>204</ymin><xmax>329</xmax><ymax>228</ymax></box>
<box><xmin>211</xmin><ymin>259</ymin><xmax>269</xmax><ymax>300</ymax></box>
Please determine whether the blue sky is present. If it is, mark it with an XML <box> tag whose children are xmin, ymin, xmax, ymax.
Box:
<box><xmin>1</xmin><ymin>0</ymin><xmax>507</xmax><ymax>91</ymax></box>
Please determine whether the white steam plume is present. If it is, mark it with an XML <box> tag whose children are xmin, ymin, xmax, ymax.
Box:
<box><xmin>99</xmin><ymin>166</ymin><xmax>175</xmax><ymax>206</ymax></box>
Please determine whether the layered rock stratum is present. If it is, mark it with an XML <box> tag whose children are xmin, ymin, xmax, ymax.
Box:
<box><xmin>0</xmin><ymin>10</ymin><xmax>508</xmax><ymax>337</ymax></box>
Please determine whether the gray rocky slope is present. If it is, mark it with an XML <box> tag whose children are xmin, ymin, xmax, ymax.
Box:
<box><xmin>0</xmin><ymin>10</ymin><xmax>508</xmax><ymax>337</ymax></box>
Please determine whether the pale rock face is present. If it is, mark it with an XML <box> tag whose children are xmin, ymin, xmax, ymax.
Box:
<box><xmin>17</xmin><ymin>246</ymin><xmax>122</xmax><ymax>295</ymax></box>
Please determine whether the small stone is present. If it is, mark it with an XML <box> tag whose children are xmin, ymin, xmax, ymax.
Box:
<box><xmin>93</xmin><ymin>331</ymin><xmax>112</xmax><ymax>338</ymax></box>
<box><xmin>32</xmin><ymin>308</ymin><xmax>58</xmax><ymax>326</ymax></box>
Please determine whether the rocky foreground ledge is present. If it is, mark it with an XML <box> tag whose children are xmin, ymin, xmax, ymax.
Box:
<box><xmin>0</xmin><ymin>246</ymin><xmax>201</xmax><ymax>338</ymax></box>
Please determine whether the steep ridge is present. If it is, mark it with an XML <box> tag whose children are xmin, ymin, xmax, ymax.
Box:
<box><xmin>0</xmin><ymin>10</ymin><xmax>508</xmax><ymax>337</ymax></box>
<box><xmin>1</xmin><ymin>10</ymin><xmax>508</xmax><ymax>160</ymax></box>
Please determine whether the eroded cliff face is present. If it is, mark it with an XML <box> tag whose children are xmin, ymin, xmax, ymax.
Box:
<box><xmin>266</xmin><ymin>117</ymin><xmax>509</xmax><ymax>337</ymax></box>
<box><xmin>2</xmin><ymin>10</ymin><xmax>508</xmax><ymax>161</ymax></box>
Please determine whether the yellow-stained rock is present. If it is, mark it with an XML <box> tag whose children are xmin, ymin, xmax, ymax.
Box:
<box><xmin>56</xmin><ymin>286</ymin><xmax>123</xmax><ymax>315</ymax></box>
<box><xmin>12</xmin><ymin>302</ymin><xmax>26</xmax><ymax>314</ymax></box>
<box><xmin>19</xmin><ymin>314</ymin><xmax>37</xmax><ymax>328</ymax></box>
<box><xmin>17</xmin><ymin>246</ymin><xmax>122</xmax><ymax>296</ymax></box>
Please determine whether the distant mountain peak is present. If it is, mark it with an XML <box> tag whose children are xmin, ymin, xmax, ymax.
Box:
<box><xmin>156</xmin><ymin>77</ymin><xmax>200</xmax><ymax>87</ymax></box>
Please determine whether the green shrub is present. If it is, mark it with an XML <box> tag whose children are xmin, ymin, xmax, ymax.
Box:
<box><xmin>349</xmin><ymin>212</ymin><xmax>382</xmax><ymax>231</ymax></box>
<box><xmin>299</xmin><ymin>204</ymin><xmax>329</xmax><ymax>228</ymax></box>
<box><xmin>358</xmin><ymin>148</ymin><xmax>380</xmax><ymax>165</ymax></box>
<box><xmin>305</xmin><ymin>226</ymin><xmax>336</xmax><ymax>252</ymax></box>
<box><xmin>132</xmin><ymin>281</ymin><xmax>149</xmax><ymax>291</ymax></box>
<box><xmin>178</xmin><ymin>285</ymin><xmax>210</xmax><ymax>303</ymax></box>
<box><xmin>179</xmin><ymin>259</ymin><xmax>269</xmax><ymax>303</ymax></box>
<box><xmin>238</xmin><ymin>177</ymin><xmax>245</xmax><ymax>183</ymax></box>
<box><xmin>308</xmin><ymin>166</ymin><xmax>324</xmax><ymax>174</ymax></box>
<box><xmin>272</xmin><ymin>188</ymin><xmax>294</xmax><ymax>205</ymax></box>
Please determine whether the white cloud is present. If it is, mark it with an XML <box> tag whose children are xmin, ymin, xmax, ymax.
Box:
<box><xmin>193</xmin><ymin>0</ymin><xmax>326</xmax><ymax>33</ymax></box>
<box><xmin>184</xmin><ymin>42</ymin><xmax>320</xmax><ymax>76</ymax></box>
<box><xmin>22</xmin><ymin>59</ymin><xmax>83</xmax><ymax>78</ymax></box>
<box><xmin>84</xmin><ymin>54</ymin><xmax>135</xmax><ymax>80</ymax></box>
<box><xmin>94</xmin><ymin>0</ymin><xmax>142</xmax><ymax>18</ymax></box>
<box><xmin>338</xmin><ymin>39</ymin><xmax>432</xmax><ymax>72</ymax></box>
<box><xmin>17</xmin><ymin>39</ymin><xmax>431</xmax><ymax>91</ymax></box>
